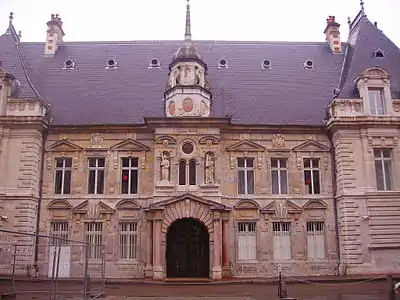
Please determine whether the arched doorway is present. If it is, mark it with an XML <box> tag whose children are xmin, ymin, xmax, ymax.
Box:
<box><xmin>166</xmin><ymin>218</ymin><xmax>210</xmax><ymax>278</ymax></box>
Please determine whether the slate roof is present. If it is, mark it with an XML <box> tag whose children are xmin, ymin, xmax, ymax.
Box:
<box><xmin>0</xmin><ymin>11</ymin><xmax>399</xmax><ymax>126</ymax></box>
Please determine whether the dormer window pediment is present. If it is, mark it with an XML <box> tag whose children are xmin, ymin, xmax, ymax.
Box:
<box><xmin>355</xmin><ymin>67</ymin><xmax>392</xmax><ymax>116</ymax></box>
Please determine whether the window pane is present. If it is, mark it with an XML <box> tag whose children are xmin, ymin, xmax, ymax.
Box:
<box><xmin>312</xmin><ymin>170</ymin><xmax>320</xmax><ymax>194</ymax></box>
<box><xmin>382</xmin><ymin>149</ymin><xmax>391</xmax><ymax>158</ymax></box>
<box><xmin>312</xmin><ymin>159</ymin><xmax>319</xmax><ymax>168</ymax></box>
<box><xmin>280</xmin><ymin>170</ymin><xmax>288</xmax><ymax>194</ymax></box>
<box><xmin>54</xmin><ymin>170</ymin><xmax>62</xmax><ymax>194</ymax></box>
<box><xmin>304</xmin><ymin>170</ymin><xmax>312</xmax><ymax>193</ymax></box>
<box><xmin>131</xmin><ymin>158</ymin><xmax>139</xmax><ymax>168</ymax></box>
<box><xmin>271</xmin><ymin>170</ymin><xmax>279</xmax><ymax>194</ymax></box>
<box><xmin>375</xmin><ymin>160</ymin><xmax>384</xmax><ymax>190</ymax></box>
<box><xmin>97</xmin><ymin>170</ymin><xmax>104</xmax><ymax>194</ymax></box>
<box><xmin>130</xmin><ymin>170</ymin><xmax>138</xmax><ymax>194</ymax></box>
<box><xmin>237</xmin><ymin>158</ymin><xmax>245</xmax><ymax>168</ymax></box>
<box><xmin>179</xmin><ymin>161</ymin><xmax>186</xmax><ymax>185</ymax></box>
<box><xmin>122</xmin><ymin>158</ymin><xmax>129</xmax><ymax>168</ymax></box>
<box><xmin>238</xmin><ymin>170</ymin><xmax>245</xmax><ymax>194</ymax></box>
<box><xmin>280</xmin><ymin>159</ymin><xmax>287</xmax><ymax>168</ymax></box>
<box><xmin>303</xmin><ymin>158</ymin><xmax>310</xmax><ymax>168</ymax></box>
<box><xmin>64</xmin><ymin>170</ymin><xmax>71</xmax><ymax>194</ymax></box>
<box><xmin>373</xmin><ymin>149</ymin><xmax>382</xmax><ymax>158</ymax></box>
<box><xmin>64</xmin><ymin>158</ymin><xmax>72</xmax><ymax>168</ymax></box>
<box><xmin>247</xmin><ymin>170</ymin><xmax>254</xmax><ymax>194</ymax></box>
<box><xmin>246</xmin><ymin>158</ymin><xmax>254</xmax><ymax>168</ymax></box>
<box><xmin>384</xmin><ymin>160</ymin><xmax>392</xmax><ymax>190</ymax></box>
<box><xmin>56</xmin><ymin>158</ymin><xmax>64</xmax><ymax>168</ymax></box>
<box><xmin>89</xmin><ymin>158</ymin><xmax>96</xmax><ymax>167</ymax></box>
<box><xmin>97</xmin><ymin>158</ymin><xmax>105</xmax><ymax>168</ymax></box>
<box><xmin>271</xmin><ymin>159</ymin><xmax>278</xmax><ymax>168</ymax></box>
<box><xmin>121</xmin><ymin>169</ymin><xmax>129</xmax><ymax>194</ymax></box>
<box><xmin>88</xmin><ymin>170</ymin><xmax>95</xmax><ymax>194</ymax></box>
<box><xmin>189</xmin><ymin>160</ymin><xmax>196</xmax><ymax>185</ymax></box>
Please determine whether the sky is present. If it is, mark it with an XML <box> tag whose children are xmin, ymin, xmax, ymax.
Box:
<box><xmin>0</xmin><ymin>0</ymin><xmax>399</xmax><ymax>47</ymax></box>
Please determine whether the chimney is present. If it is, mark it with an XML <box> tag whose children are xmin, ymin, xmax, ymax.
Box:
<box><xmin>324</xmin><ymin>16</ymin><xmax>341</xmax><ymax>54</ymax></box>
<box><xmin>44</xmin><ymin>14</ymin><xmax>65</xmax><ymax>56</ymax></box>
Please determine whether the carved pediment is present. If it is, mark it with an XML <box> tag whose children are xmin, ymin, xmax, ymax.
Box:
<box><xmin>72</xmin><ymin>200</ymin><xmax>115</xmax><ymax>216</ymax></box>
<box><xmin>72</xmin><ymin>200</ymin><xmax>88</xmax><ymax>214</ymax></box>
<box><xmin>110</xmin><ymin>139</ymin><xmax>150</xmax><ymax>152</ymax></box>
<box><xmin>292</xmin><ymin>140</ymin><xmax>330</xmax><ymax>152</ymax></box>
<box><xmin>261</xmin><ymin>200</ymin><xmax>302</xmax><ymax>218</ymax></box>
<box><xmin>234</xmin><ymin>199</ymin><xmax>260</xmax><ymax>210</ymax></box>
<box><xmin>148</xmin><ymin>193</ymin><xmax>231</xmax><ymax>211</ymax></box>
<box><xmin>199</xmin><ymin>135</ymin><xmax>220</xmax><ymax>145</ymax></box>
<box><xmin>98</xmin><ymin>201</ymin><xmax>115</xmax><ymax>214</ymax></box>
<box><xmin>226</xmin><ymin>140</ymin><xmax>265</xmax><ymax>152</ymax></box>
<box><xmin>155</xmin><ymin>135</ymin><xmax>176</xmax><ymax>146</ymax></box>
<box><xmin>303</xmin><ymin>199</ymin><xmax>328</xmax><ymax>210</ymax></box>
<box><xmin>116</xmin><ymin>199</ymin><xmax>141</xmax><ymax>210</ymax></box>
<box><xmin>46</xmin><ymin>139</ymin><xmax>83</xmax><ymax>152</ymax></box>
<box><xmin>47</xmin><ymin>199</ymin><xmax>72</xmax><ymax>210</ymax></box>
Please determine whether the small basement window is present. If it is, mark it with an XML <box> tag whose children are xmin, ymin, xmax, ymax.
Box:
<box><xmin>218</xmin><ymin>58</ymin><xmax>228</xmax><ymax>68</ymax></box>
<box><xmin>63</xmin><ymin>59</ymin><xmax>75</xmax><ymax>69</ymax></box>
<box><xmin>106</xmin><ymin>59</ymin><xmax>118</xmax><ymax>68</ymax></box>
<box><xmin>149</xmin><ymin>58</ymin><xmax>160</xmax><ymax>68</ymax></box>
<box><xmin>304</xmin><ymin>60</ymin><xmax>314</xmax><ymax>69</ymax></box>
<box><xmin>373</xmin><ymin>49</ymin><xmax>384</xmax><ymax>58</ymax></box>
<box><xmin>262</xmin><ymin>59</ymin><xmax>271</xmax><ymax>69</ymax></box>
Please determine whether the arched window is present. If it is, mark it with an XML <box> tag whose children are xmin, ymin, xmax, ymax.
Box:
<box><xmin>178</xmin><ymin>159</ymin><xmax>197</xmax><ymax>186</ymax></box>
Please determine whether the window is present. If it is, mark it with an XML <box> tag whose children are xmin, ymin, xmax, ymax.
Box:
<box><xmin>237</xmin><ymin>222</ymin><xmax>257</xmax><ymax>260</ymax></box>
<box><xmin>271</xmin><ymin>158</ymin><xmax>288</xmax><ymax>194</ymax></box>
<box><xmin>50</xmin><ymin>221</ymin><xmax>69</xmax><ymax>246</ymax></box>
<box><xmin>178</xmin><ymin>159</ymin><xmax>197</xmax><ymax>186</ymax></box>
<box><xmin>54</xmin><ymin>157</ymin><xmax>72</xmax><ymax>194</ymax></box>
<box><xmin>85</xmin><ymin>222</ymin><xmax>103</xmax><ymax>259</ymax></box>
<box><xmin>307</xmin><ymin>222</ymin><xmax>325</xmax><ymax>260</ymax></box>
<box><xmin>374</xmin><ymin>149</ymin><xmax>393</xmax><ymax>190</ymax></box>
<box><xmin>304</xmin><ymin>158</ymin><xmax>320</xmax><ymax>194</ymax></box>
<box><xmin>119</xmin><ymin>222</ymin><xmax>138</xmax><ymax>260</ymax></box>
<box><xmin>88</xmin><ymin>158</ymin><xmax>105</xmax><ymax>194</ymax></box>
<box><xmin>238</xmin><ymin>158</ymin><xmax>254</xmax><ymax>194</ymax></box>
<box><xmin>368</xmin><ymin>89</ymin><xmax>385</xmax><ymax>115</ymax></box>
<box><xmin>121</xmin><ymin>157</ymin><xmax>139</xmax><ymax>194</ymax></box>
<box><xmin>273</xmin><ymin>222</ymin><xmax>291</xmax><ymax>260</ymax></box>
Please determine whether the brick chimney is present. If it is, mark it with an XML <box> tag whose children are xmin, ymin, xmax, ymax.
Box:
<box><xmin>324</xmin><ymin>16</ymin><xmax>341</xmax><ymax>54</ymax></box>
<box><xmin>44</xmin><ymin>14</ymin><xmax>65</xmax><ymax>56</ymax></box>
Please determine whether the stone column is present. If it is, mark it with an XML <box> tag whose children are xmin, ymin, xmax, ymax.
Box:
<box><xmin>145</xmin><ymin>220</ymin><xmax>153</xmax><ymax>278</ymax></box>
<box><xmin>152</xmin><ymin>211</ymin><xmax>163</xmax><ymax>279</ymax></box>
<box><xmin>222</xmin><ymin>219</ymin><xmax>230</xmax><ymax>276</ymax></box>
<box><xmin>212</xmin><ymin>211</ymin><xmax>222</xmax><ymax>279</ymax></box>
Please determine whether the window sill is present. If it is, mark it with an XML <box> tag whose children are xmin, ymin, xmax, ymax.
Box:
<box><xmin>116</xmin><ymin>260</ymin><xmax>140</xmax><ymax>265</ymax></box>
<box><xmin>235</xmin><ymin>259</ymin><xmax>259</xmax><ymax>264</ymax></box>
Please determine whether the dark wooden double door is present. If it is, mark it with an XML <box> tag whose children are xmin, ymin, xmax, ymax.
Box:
<box><xmin>166</xmin><ymin>218</ymin><xmax>209</xmax><ymax>278</ymax></box>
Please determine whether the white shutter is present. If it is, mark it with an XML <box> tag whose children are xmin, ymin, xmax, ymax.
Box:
<box><xmin>273</xmin><ymin>222</ymin><xmax>291</xmax><ymax>261</ymax></box>
<box><xmin>237</xmin><ymin>222</ymin><xmax>257</xmax><ymax>260</ymax></box>
<box><xmin>307</xmin><ymin>222</ymin><xmax>325</xmax><ymax>260</ymax></box>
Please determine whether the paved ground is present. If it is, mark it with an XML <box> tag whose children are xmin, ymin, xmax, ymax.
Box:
<box><xmin>0</xmin><ymin>279</ymin><xmax>393</xmax><ymax>300</ymax></box>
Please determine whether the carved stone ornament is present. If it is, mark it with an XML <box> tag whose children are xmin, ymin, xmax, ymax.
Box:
<box><xmin>354</xmin><ymin>102</ymin><xmax>361</xmax><ymax>112</ymax></box>
<box><xmin>160</xmin><ymin>151</ymin><xmax>171</xmax><ymax>182</ymax></box>
<box><xmin>272</xmin><ymin>134</ymin><xmax>285</xmax><ymax>149</ymax></box>
<box><xmin>393</xmin><ymin>101</ymin><xmax>400</xmax><ymax>112</ymax></box>
<box><xmin>90</xmin><ymin>133</ymin><xmax>104</xmax><ymax>148</ymax></box>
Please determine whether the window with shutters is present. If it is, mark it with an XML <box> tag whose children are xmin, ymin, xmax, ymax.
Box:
<box><xmin>237</xmin><ymin>158</ymin><xmax>254</xmax><ymax>194</ymax></box>
<box><xmin>121</xmin><ymin>157</ymin><xmax>139</xmax><ymax>194</ymax></box>
<box><xmin>50</xmin><ymin>221</ymin><xmax>69</xmax><ymax>246</ymax></box>
<box><xmin>237</xmin><ymin>221</ymin><xmax>257</xmax><ymax>260</ymax></box>
<box><xmin>88</xmin><ymin>158</ymin><xmax>105</xmax><ymax>194</ymax></box>
<box><xmin>119</xmin><ymin>222</ymin><xmax>138</xmax><ymax>260</ymax></box>
<box><xmin>85</xmin><ymin>222</ymin><xmax>103</xmax><ymax>259</ymax></box>
<box><xmin>271</xmin><ymin>158</ymin><xmax>288</xmax><ymax>194</ymax></box>
<box><xmin>273</xmin><ymin>222</ymin><xmax>291</xmax><ymax>260</ymax></box>
<box><xmin>307</xmin><ymin>221</ymin><xmax>325</xmax><ymax>260</ymax></box>
<box><xmin>54</xmin><ymin>157</ymin><xmax>72</xmax><ymax>194</ymax></box>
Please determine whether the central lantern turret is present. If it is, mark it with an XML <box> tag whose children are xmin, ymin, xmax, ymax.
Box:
<box><xmin>164</xmin><ymin>0</ymin><xmax>212</xmax><ymax>117</ymax></box>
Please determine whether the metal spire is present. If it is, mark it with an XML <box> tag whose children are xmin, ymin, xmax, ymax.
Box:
<box><xmin>184</xmin><ymin>0</ymin><xmax>192</xmax><ymax>43</ymax></box>
<box><xmin>360</xmin><ymin>0</ymin><xmax>365</xmax><ymax>13</ymax></box>
<box><xmin>8</xmin><ymin>12</ymin><xmax>14</xmax><ymax>29</ymax></box>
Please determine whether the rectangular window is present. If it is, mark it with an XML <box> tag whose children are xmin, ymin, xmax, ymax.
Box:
<box><xmin>304</xmin><ymin>158</ymin><xmax>320</xmax><ymax>194</ymax></box>
<box><xmin>237</xmin><ymin>158</ymin><xmax>254</xmax><ymax>194</ymax></box>
<box><xmin>88</xmin><ymin>158</ymin><xmax>105</xmax><ymax>194</ymax></box>
<box><xmin>121</xmin><ymin>157</ymin><xmax>139</xmax><ymax>194</ymax></box>
<box><xmin>368</xmin><ymin>89</ymin><xmax>385</xmax><ymax>115</ymax></box>
<box><xmin>50</xmin><ymin>221</ymin><xmax>69</xmax><ymax>246</ymax></box>
<box><xmin>119</xmin><ymin>222</ymin><xmax>138</xmax><ymax>260</ymax></box>
<box><xmin>374</xmin><ymin>149</ymin><xmax>393</xmax><ymax>190</ymax></box>
<box><xmin>273</xmin><ymin>222</ymin><xmax>291</xmax><ymax>260</ymax></box>
<box><xmin>237</xmin><ymin>222</ymin><xmax>257</xmax><ymax>260</ymax></box>
<box><xmin>307</xmin><ymin>222</ymin><xmax>325</xmax><ymax>260</ymax></box>
<box><xmin>85</xmin><ymin>222</ymin><xmax>103</xmax><ymax>259</ymax></box>
<box><xmin>271</xmin><ymin>158</ymin><xmax>288</xmax><ymax>194</ymax></box>
<box><xmin>54</xmin><ymin>157</ymin><xmax>72</xmax><ymax>194</ymax></box>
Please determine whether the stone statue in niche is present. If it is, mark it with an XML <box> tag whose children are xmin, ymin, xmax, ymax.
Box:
<box><xmin>160</xmin><ymin>151</ymin><xmax>170</xmax><ymax>182</ymax></box>
<box><xmin>204</xmin><ymin>152</ymin><xmax>215</xmax><ymax>184</ymax></box>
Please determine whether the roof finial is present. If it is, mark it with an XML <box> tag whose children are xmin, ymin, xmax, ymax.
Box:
<box><xmin>347</xmin><ymin>17</ymin><xmax>352</xmax><ymax>30</ymax></box>
<box><xmin>360</xmin><ymin>0</ymin><xmax>365</xmax><ymax>13</ymax></box>
<box><xmin>184</xmin><ymin>0</ymin><xmax>192</xmax><ymax>43</ymax></box>
<box><xmin>8</xmin><ymin>12</ymin><xmax>14</xmax><ymax>28</ymax></box>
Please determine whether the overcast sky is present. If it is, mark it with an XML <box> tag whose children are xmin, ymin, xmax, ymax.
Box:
<box><xmin>0</xmin><ymin>0</ymin><xmax>399</xmax><ymax>47</ymax></box>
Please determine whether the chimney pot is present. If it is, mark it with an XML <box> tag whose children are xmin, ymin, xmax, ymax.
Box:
<box><xmin>324</xmin><ymin>15</ymin><xmax>341</xmax><ymax>54</ymax></box>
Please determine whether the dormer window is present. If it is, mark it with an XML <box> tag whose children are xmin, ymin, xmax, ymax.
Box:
<box><xmin>373</xmin><ymin>49</ymin><xmax>384</xmax><ymax>58</ymax></box>
<box><xmin>218</xmin><ymin>59</ymin><xmax>228</xmax><ymax>68</ymax></box>
<box><xmin>149</xmin><ymin>58</ymin><xmax>160</xmax><ymax>68</ymax></box>
<box><xmin>368</xmin><ymin>89</ymin><xmax>385</xmax><ymax>115</ymax></box>
<box><xmin>63</xmin><ymin>59</ymin><xmax>75</xmax><ymax>69</ymax></box>
<box><xmin>106</xmin><ymin>59</ymin><xmax>118</xmax><ymax>69</ymax></box>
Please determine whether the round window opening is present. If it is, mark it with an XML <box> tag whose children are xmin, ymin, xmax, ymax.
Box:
<box><xmin>182</xmin><ymin>141</ymin><xmax>194</xmax><ymax>155</ymax></box>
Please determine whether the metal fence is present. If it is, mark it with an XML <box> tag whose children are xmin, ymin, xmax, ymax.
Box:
<box><xmin>0</xmin><ymin>228</ymin><xmax>105</xmax><ymax>300</ymax></box>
